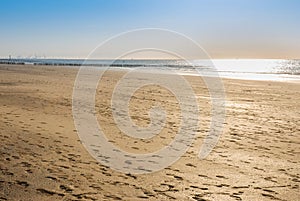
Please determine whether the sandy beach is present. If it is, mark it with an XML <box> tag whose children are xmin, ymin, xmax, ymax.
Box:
<box><xmin>0</xmin><ymin>64</ymin><xmax>299</xmax><ymax>201</ymax></box>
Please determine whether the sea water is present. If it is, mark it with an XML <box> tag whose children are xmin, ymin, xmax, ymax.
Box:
<box><xmin>1</xmin><ymin>58</ymin><xmax>299</xmax><ymax>82</ymax></box>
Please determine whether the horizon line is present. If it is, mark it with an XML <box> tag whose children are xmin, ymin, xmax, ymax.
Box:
<box><xmin>1</xmin><ymin>57</ymin><xmax>300</xmax><ymax>60</ymax></box>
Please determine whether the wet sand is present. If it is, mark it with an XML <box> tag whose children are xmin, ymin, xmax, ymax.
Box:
<box><xmin>0</xmin><ymin>64</ymin><xmax>299</xmax><ymax>200</ymax></box>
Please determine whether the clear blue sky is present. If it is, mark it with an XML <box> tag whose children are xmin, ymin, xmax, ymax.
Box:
<box><xmin>0</xmin><ymin>0</ymin><xmax>299</xmax><ymax>59</ymax></box>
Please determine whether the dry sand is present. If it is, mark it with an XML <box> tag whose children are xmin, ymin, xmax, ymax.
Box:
<box><xmin>0</xmin><ymin>64</ymin><xmax>299</xmax><ymax>200</ymax></box>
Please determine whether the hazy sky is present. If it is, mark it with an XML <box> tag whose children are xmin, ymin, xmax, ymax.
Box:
<box><xmin>0</xmin><ymin>0</ymin><xmax>299</xmax><ymax>59</ymax></box>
